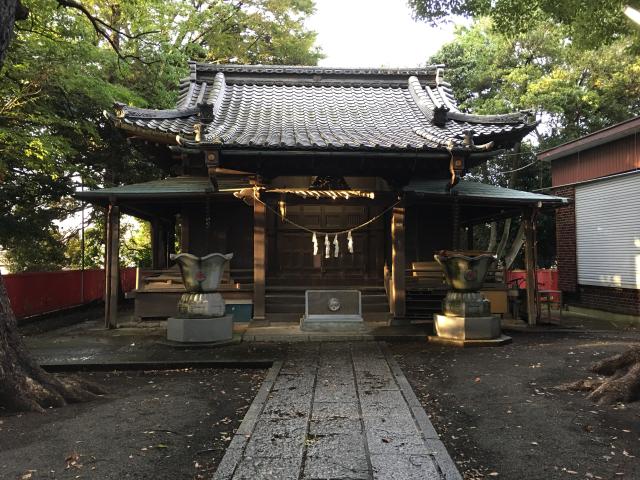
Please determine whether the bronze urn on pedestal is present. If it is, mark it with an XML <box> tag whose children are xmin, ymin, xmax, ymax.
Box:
<box><xmin>167</xmin><ymin>252</ymin><xmax>234</xmax><ymax>343</ymax></box>
<box><xmin>431</xmin><ymin>250</ymin><xmax>511</xmax><ymax>346</ymax></box>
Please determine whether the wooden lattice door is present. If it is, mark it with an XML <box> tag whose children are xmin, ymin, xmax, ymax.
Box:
<box><xmin>270</xmin><ymin>203</ymin><xmax>383</xmax><ymax>284</ymax></box>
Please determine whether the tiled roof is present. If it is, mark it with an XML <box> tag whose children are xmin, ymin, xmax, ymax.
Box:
<box><xmin>405</xmin><ymin>179</ymin><xmax>568</xmax><ymax>205</ymax></box>
<box><xmin>112</xmin><ymin>62</ymin><xmax>537</xmax><ymax>153</ymax></box>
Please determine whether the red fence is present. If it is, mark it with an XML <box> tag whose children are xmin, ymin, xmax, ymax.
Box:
<box><xmin>3</xmin><ymin>268</ymin><xmax>137</xmax><ymax>319</ymax></box>
<box><xmin>506</xmin><ymin>269</ymin><xmax>559</xmax><ymax>291</ymax></box>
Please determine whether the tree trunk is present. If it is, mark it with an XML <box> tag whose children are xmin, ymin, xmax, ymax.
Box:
<box><xmin>560</xmin><ymin>346</ymin><xmax>640</xmax><ymax>405</ymax></box>
<box><xmin>495</xmin><ymin>218</ymin><xmax>512</xmax><ymax>260</ymax></box>
<box><xmin>487</xmin><ymin>221</ymin><xmax>498</xmax><ymax>251</ymax></box>
<box><xmin>0</xmin><ymin>0</ymin><xmax>28</xmax><ymax>70</ymax></box>
<box><xmin>0</xmin><ymin>273</ymin><xmax>104</xmax><ymax>413</ymax></box>
<box><xmin>0</xmin><ymin>2</ymin><xmax>103</xmax><ymax>413</ymax></box>
<box><xmin>503</xmin><ymin>221</ymin><xmax>525</xmax><ymax>270</ymax></box>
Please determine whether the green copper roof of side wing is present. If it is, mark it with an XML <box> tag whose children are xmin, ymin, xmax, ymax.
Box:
<box><xmin>75</xmin><ymin>176</ymin><xmax>249</xmax><ymax>200</ymax></box>
<box><xmin>405</xmin><ymin>179</ymin><xmax>569</xmax><ymax>205</ymax></box>
<box><xmin>76</xmin><ymin>175</ymin><xmax>568</xmax><ymax>207</ymax></box>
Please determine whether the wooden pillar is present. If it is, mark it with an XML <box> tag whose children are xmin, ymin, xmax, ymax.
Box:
<box><xmin>452</xmin><ymin>199</ymin><xmax>461</xmax><ymax>250</ymax></box>
<box><xmin>167</xmin><ymin>219</ymin><xmax>176</xmax><ymax>259</ymax></box>
<box><xmin>151</xmin><ymin>220</ymin><xmax>168</xmax><ymax>270</ymax></box>
<box><xmin>252</xmin><ymin>195</ymin><xmax>267</xmax><ymax>325</ymax></box>
<box><xmin>179</xmin><ymin>211</ymin><xmax>190</xmax><ymax>253</ymax></box>
<box><xmin>466</xmin><ymin>225</ymin><xmax>474</xmax><ymax>250</ymax></box>
<box><xmin>389</xmin><ymin>205</ymin><xmax>407</xmax><ymax>324</ymax></box>
<box><xmin>524</xmin><ymin>208</ymin><xmax>539</xmax><ymax>326</ymax></box>
<box><xmin>104</xmin><ymin>204</ymin><xmax>120</xmax><ymax>329</ymax></box>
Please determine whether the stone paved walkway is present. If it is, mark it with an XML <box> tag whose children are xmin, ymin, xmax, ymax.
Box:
<box><xmin>214</xmin><ymin>342</ymin><xmax>461</xmax><ymax>480</ymax></box>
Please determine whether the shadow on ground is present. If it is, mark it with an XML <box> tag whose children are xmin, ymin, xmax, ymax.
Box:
<box><xmin>0</xmin><ymin>368</ymin><xmax>265</xmax><ymax>480</ymax></box>
<box><xmin>391</xmin><ymin>331</ymin><xmax>640</xmax><ymax>480</ymax></box>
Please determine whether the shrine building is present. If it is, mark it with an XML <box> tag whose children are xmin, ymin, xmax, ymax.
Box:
<box><xmin>77</xmin><ymin>63</ymin><xmax>568</xmax><ymax>328</ymax></box>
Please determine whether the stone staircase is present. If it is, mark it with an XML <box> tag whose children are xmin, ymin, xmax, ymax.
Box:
<box><xmin>265</xmin><ymin>285</ymin><xmax>390</xmax><ymax>322</ymax></box>
<box><xmin>405</xmin><ymin>288</ymin><xmax>447</xmax><ymax>321</ymax></box>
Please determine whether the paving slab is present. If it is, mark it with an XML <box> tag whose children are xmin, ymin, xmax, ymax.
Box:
<box><xmin>214</xmin><ymin>342</ymin><xmax>462</xmax><ymax>480</ymax></box>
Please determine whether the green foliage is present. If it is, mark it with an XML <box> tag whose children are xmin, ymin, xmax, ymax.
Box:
<box><xmin>120</xmin><ymin>219</ymin><xmax>152</xmax><ymax>268</ymax></box>
<box><xmin>432</xmin><ymin>19</ymin><xmax>640</xmax><ymax>144</ymax></box>
<box><xmin>409</xmin><ymin>0</ymin><xmax>640</xmax><ymax>49</ymax></box>
<box><xmin>64</xmin><ymin>210</ymin><xmax>106</xmax><ymax>270</ymax></box>
<box><xmin>4</xmin><ymin>229</ymin><xmax>68</xmax><ymax>272</ymax></box>
<box><xmin>429</xmin><ymin>16</ymin><xmax>640</xmax><ymax>266</ymax></box>
<box><xmin>51</xmin><ymin>213</ymin><xmax>152</xmax><ymax>270</ymax></box>
<box><xmin>0</xmin><ymin>0</ymin><xmax>321</xmax><ymax>272</ymax></box>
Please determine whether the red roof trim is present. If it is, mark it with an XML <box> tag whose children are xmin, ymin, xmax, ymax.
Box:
<box><xmin>538</xmin><ymin>116</ymin><xmax>640</xmax><ymax>162</ymax></box>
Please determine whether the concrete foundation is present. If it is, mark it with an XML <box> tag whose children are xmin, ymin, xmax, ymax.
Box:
<box><xmin>167</xmin><ymin>315</ymin><xmax>233</xmax><ymax>342</ymax></box>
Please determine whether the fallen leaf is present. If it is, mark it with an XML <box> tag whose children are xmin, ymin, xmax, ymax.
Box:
<box><xmin>65</xmin><ymin>452</ymin><xmax>82</xmax><ymax>470</ymax></box>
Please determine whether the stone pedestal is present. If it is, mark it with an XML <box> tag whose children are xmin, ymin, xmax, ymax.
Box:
<box><xmin>177</xmin><ymin>292</ymin><xmax>225</xmax><ymax>318</ymax></box>
<box><xmin>300</xmin><ymin>290</ymin><xmax>364</xmax><ymax>332</ymax></box>
<box><xmin>430</xmin><ymin>291</ymin><xmax>511</xmax><ymax>347</ymax></box>
<box><xmin>167</xmin><ymin>315</ymin><xmax>233</xmax><ymax>343</ymax></box>
<box><xmin>434</xmin><ymin>314</ymin><xmax>501</xmax><ymax>340</ymax></box>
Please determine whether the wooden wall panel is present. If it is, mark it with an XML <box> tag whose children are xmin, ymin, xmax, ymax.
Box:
<box><xmin>405</xmin><ymin>204</ymin><xmax>452</xmax><ymax>265</ymax></box>
<box><xmin>182</xmin><ymin>201</ymin><xmax>253</xmax><ymax>270</ymax></box>
<box><xmin>552</xmin><ymin>134</ymin><xmax>640</xmax><ymax>186</ymax></box>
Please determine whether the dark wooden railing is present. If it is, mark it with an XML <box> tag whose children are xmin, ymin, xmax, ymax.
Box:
<box><xmin>405</xmin><ymin>262</ymin><xmax>447</xmax><ymax>291</ymax></box>
<box><xmin>138</xmin><ymin>266</ymin><xmax>253</xmax><ymax>292</ymax></box>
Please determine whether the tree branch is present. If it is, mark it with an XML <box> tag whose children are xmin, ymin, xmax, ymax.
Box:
<box><xmin>55</xmin><ymin>0</ymin><xmax>160</xmax><ymax>64</ymax></box>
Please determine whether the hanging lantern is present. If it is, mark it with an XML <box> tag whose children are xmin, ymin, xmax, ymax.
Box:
<box><xmin>333</xmin><ymin>235</ymin><xmax>339</xmax><ymax>257</ymax></box>
<box><xmin>324</xmin><ymin>234</ymin><xmax>330</xmax><ymax>259</ymax></box>
<box><xmin>312</xmin><ymin>233</ymin><xmax>318</xmax><ymax>255</ymax></box>
<box><xmin>347</xmin><ymin>230</ymin><xmax>354</xmax><ymax>254</ymax></box>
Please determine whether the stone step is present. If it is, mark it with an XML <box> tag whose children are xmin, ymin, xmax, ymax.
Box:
<box><xmin>265</xmin><ymin>295</ymin><xmax>386</xmax><ymax>302</ymax></box>
<box><xmin>407</xmin><ymin>298</ymin><xmax>442</xmax><ymax>305</ymax></box>
<box><xmin>266</xmin><ymin>285</ymin><xmax>386</xmax><ymax>293</ymax></box>
<box><xmin>265</xmin><ymin>303</ymin><xmax>390</xmax><ymax>314</ymax></box>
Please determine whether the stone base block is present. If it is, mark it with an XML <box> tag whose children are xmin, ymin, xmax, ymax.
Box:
<box><xmin>428</xmin><ymin>334</ymin><xmax>512</xmax><ymax>347</ymax></box>
<box><xmin>300</xmin><ymin>314</ymin><xmax>365</xmax><ymax>332</ymax></box>
<box><xmin>434</xmin><ymin>314</ymin><xmax>501</xmax><ymax>340</ymax></box>
<box><xmin>167</xmin><ymin>315</ymin><xmax>233</xmax><ymax>343</ymax></box>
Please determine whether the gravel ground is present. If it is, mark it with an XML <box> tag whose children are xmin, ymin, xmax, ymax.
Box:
<box><xmin>391</xmin><ymin>331</ymin><xmax>640</xmax><ymax>480</ymax></box>
<box><xmin>0</xmin><ymin>368</ymin><xmax>265</xmax><ymax>480</ymax></box>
